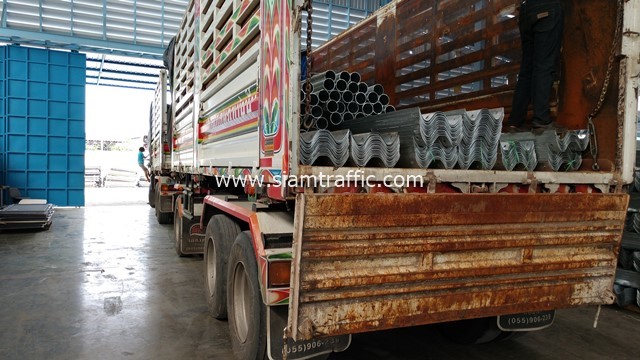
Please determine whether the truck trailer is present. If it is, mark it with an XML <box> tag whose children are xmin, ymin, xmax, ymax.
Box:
<box><xmin>147</xmin><ymin>0</ymin><xmax>640</xmax><ymax>359</ymax></box>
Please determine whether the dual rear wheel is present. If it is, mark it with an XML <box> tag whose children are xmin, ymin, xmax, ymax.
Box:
<box><xmin>204</xmin><ymin>220</ymin><xmax>267</xmax><ymax>360</ymax></box>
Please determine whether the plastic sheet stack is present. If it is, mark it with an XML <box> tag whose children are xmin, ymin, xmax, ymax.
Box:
<box><xmin>350</xmin><ymin>132</ymin><xmax>401</xmax><ymax>168</ymax></box>
<box><xmin>0</xmin><ymin>204</ymin><xmax>54</xmax><ymax>231</ymax></box>
<box><xmin>414</xmin><ymin>108</ymin><xmax>503</xmax><ymax>169</ymax></box>
<box><xmin>299</xmin><ymin>129</ymin><xmax>350</xmax><ymax>167</ymax></box>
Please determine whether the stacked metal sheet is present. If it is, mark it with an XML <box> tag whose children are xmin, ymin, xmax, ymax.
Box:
<box><xmin>334</xmin><ymin>108</ymin><xmax>424</xmax><ymax>168</ymax></box>
<box><xmin>299</xmin><ymin>129</ymin><xmax>350</xmax><ymax>167</ymax></box>
<box><xmin>500</xmin><ymin>140</ymin><xmax>538</xmax><ymax>171</ymax></box>
<box><xmin>103</xmin><ymin>168</ymin><xmax>138</xmax><ymax>187</ymax></box>
<box><xmin>546</xmin><ymin>130</ymin><xmax>590</xmax><ymax>171</ymax></box>
<box><xmin>418</xmin><ymin>110</ymin><xmax>464</xmax><ymax>147</ymax></box>
<box><xmin>457</xmin><ymin>109</ymin><xmax>503</xmax><ymax>170</ymax></box>
<box><xmin>414</xmin><ymin>137</ymin><xmax>459</xmax><ymax>169</ymax></box>
<box><xmin>301</xmin><ymin>71</ymin><xmax>394</xmax><ymax>130</ymax></box>
<box><xmin>350</xmin><ymin>132</ymin><xmax>401</xmax><ymax>168</ymax></box>
<box><xmin>499</xmin><ymin>129</ymin><xmax>590</xmax><ymax>171</ymax></box>
<box><xmin>413</xmin><ymin>108</ymin><xmax>503</xmax><ymax>169</ymax></box>
<box><xmin>0</xmin><ymin>204</ymin><xmax>54</xmax><ymax>231</ymax></box>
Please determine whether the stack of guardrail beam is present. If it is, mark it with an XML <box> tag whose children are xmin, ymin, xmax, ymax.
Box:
<box><xmin>350</xmin><ymin>132</ymin><xmax>401</xmax><ymax>168</ymax></box>
<box><xmin>414</xmin><ymin>110</ymin><xmax>462</xmax><ymax>169</ymax></box>
<box><xmin>457</xmin><ymin>109</ymin><xmax>503</xmax><ymax>170</ymax></box>
<box><xmin>316</xmin><ymin>104</ymin><xmax>588</xmax><ymax>171</ymax></box>
<box><xmin>499</xmin><ymin>129</ymin><xmax>589</xmax><ymax>171</ymax></box>
<box><xmin>413</xmin><ymin>108</ymin><xmax>503</xmax><ymax>169</ymax></box>
<box><xmin>500</xmin><ymin>140</ymin><xmax>538</xmax><ymax>171</ymax></box>
<box><xmin>299</xmin><ymin>129</ymin><xmax>350</xmax><ymax>167</ymax></box>
<box><xmin>546</xmin><ymin>129</ymin><xmax>590</xmax><ymax>171</ymax></box>
<box><xmin>335</xmin><ymin>108</ymin><xmax>423</xmax><ymax>168</ymax></box>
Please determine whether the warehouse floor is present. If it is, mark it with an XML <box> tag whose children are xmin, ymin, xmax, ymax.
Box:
<box><xmin>1</xmin><ymin>188</ymin><xmax>639</xmax><ymax>360</ymax></box>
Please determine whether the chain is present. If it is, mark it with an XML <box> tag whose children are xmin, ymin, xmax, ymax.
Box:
<box><xmin>303</xmin><ymin>0</ymin><xmax>313</xmax><ymax>129</ymax></box>
<box><xmin>588</xmin><ymin>0</ymin><xmax>623</xmax><ymax>171</ymax></box>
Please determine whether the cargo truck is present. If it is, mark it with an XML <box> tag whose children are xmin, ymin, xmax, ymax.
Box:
<box><xmin>147</xmin><ymin>0</ymin><xmax>640</xmax><ymax>359</ymax></box>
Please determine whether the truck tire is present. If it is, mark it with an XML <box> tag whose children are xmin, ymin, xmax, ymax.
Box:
<box><xmin>227</xmin><ymin>231</ymin><xmax>268</xmax><ymax>360</ymax></box>
<box><xmin>148</xmin><ymin>178</ymin><xmax>156</xmax><ymax>208</ymax></box>
<box><xmin>204</xmin><ymin>214</ymin><xmax>241</xmax><ymax>319</ymax></box>
<box><xmin>174</xmin><ymin>195</ymin><xmax>185</xmax><ymax>256</ymax></box>
<box><xmin>155</xmin><ymin>188</ymin><xmax>172</xmax><ymax>224</ymax></box>
<box><xmin>156</xmin><ymin>206</ymin><xmax>172</xmax><ymax>224</ymax></box>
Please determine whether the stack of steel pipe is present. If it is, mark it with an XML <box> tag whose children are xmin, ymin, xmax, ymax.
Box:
<box><xmin>301</xmin><ymin>71</ymin><xmax>395</xmax><ymax>130</ymax></box>
<box><xmin>350</xmin><ymin>132</ymin><xmax>401</xmax><ymax>168</ymax></box>
<box><xmin>299</xmin><ymin>129</ymin><xmax>351</xmax><ymax>167</ymax></box>
<box><xmin>457</xmin><ymin>108</ymin><xmax>503</xmax><ymax>170</ymax></box>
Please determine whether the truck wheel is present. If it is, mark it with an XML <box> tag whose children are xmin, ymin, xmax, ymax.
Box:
<box><xmin>204</xmin><ymin>215</ymin><xmax>241</xmax><ymax>319</ymax></box>
<box><xmin>174</xmin><ymin>195</ymin><xmax>185</xmax><ymax>256</ymax></box>
<box><xmin>227</xmin><ymin>231</ymin><xmax>267</xmax><ymax>360</ymax></box>
<box><xmin>157</xmin><ymin>208</ymin><xmax>172</xmax><ymax>224</ymax></box>
<box><xmin>439</xmin><ymin>317</ymin><xmax>503</xmax><ymax>344</ymax></box>
<box><xmin>148</xmin><ymin>178</ymin><xmax>156</xmax><ymax>208</ymax></box>
<box><xmin>154</xmin><ymin>187</ymin><xmax>172</xmax><ymax>224</ymax></box>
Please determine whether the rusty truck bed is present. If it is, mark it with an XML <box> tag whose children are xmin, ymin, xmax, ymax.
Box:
<box><xmin>287</xmin><ymin>192</ymin><xmax>627</xmax><ymax>340</ymax></box>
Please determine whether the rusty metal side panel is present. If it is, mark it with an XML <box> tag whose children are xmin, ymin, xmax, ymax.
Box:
<box><xmin>287</xmin><ymin>193</ymin><xmax>628</xmax><ymax>340</ymax></box>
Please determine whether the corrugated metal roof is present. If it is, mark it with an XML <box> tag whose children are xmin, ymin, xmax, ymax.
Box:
<box><xmin>0</xmin><ymin>0</ymin><xmax>187</xmax><ymax>59</ymax></box>
<box><xmin>0</xmin><ymin>0</ymin><xmax>388</xmax><ymax>90</ymax></box>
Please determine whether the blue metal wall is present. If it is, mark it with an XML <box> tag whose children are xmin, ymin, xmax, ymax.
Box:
<box><xmin>1</xmin><ymin>45</ymin><xmax>86</xmax><ymax>207</ymax></box>
<box><xmin>0</xmin><ymin>46</ymin><xmax>5</xmax><ymax>188</ymax></box>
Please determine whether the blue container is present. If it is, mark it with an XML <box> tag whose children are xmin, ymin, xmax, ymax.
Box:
<box><xmin>0</xmin><ymin>45</ymin><xmax>85</xmax><ymax>206</ymax></box>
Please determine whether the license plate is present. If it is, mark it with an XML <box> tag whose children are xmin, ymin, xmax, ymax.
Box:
<box><xmin>269</xmin><ymin>306</ymin><xmax>351</xmax><ymax>360</ymax></box>
<box><xmin>283</xmin><ymin>335</ymin><xmax>351</xmax><ymax>359</ymax></box>
<box><xmin>497</xmin><ymin>310</ymin><xmax>555</xmax><ymax>331</ymax></box>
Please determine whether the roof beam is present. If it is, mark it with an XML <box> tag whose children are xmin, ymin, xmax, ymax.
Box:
<box><xmin>96</xmin><ymin>54</ymin><xmax>105</xmax><ymax>85</ymax></box>
<box><xmin>0</xmin><ymin>28</ymin><xmax>165</xmax><ymax>59</ymax></box>
<box><xmin>86</xmin><ymin>75</ymin><xmax>156</xmax><ymax>86</ymax></box>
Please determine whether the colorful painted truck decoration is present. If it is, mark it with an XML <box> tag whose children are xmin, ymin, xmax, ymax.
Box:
<box><xmin>146</xmin><ymin>0</ymin><xmax>640</xmax><ymax>359</ymax></box>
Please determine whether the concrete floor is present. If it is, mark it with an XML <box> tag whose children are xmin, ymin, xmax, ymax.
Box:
<box><xmin>1</xmin><ymin>187</ymin><xmax>640</xmax><ymax>360</ymax></box>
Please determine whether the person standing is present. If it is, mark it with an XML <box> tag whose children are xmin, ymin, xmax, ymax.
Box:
<box><xmin>138</xmin><ymin>147</ymin><xmax>150</xmax><ymax>182</ymax></box>
<box><xmin>506</xmin><ymin>0</ymin><xmax>565</xmax><ymax>132</ymax></box>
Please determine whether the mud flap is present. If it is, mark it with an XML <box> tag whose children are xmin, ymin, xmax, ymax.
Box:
<box><xmin>179</xmin><ymin>215</ymin><xmax>205</xmax><ymax>254</ymax></box>
<box><xmin>268</xmin><ymin>306</ymin><xmax>350</xmax><ymax>360</ymax></box>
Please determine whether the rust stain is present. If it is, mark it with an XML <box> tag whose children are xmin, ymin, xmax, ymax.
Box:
<box><xmin>289</xmin><ymin>192</ymin><xmax>627</xmax><ymax>340</ymax></box>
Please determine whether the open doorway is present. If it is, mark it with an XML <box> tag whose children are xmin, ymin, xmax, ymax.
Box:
<box><xmin>85</xmin><ymin>85</ymin><xmax>153</xmax><ymax>206</ymax></box>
